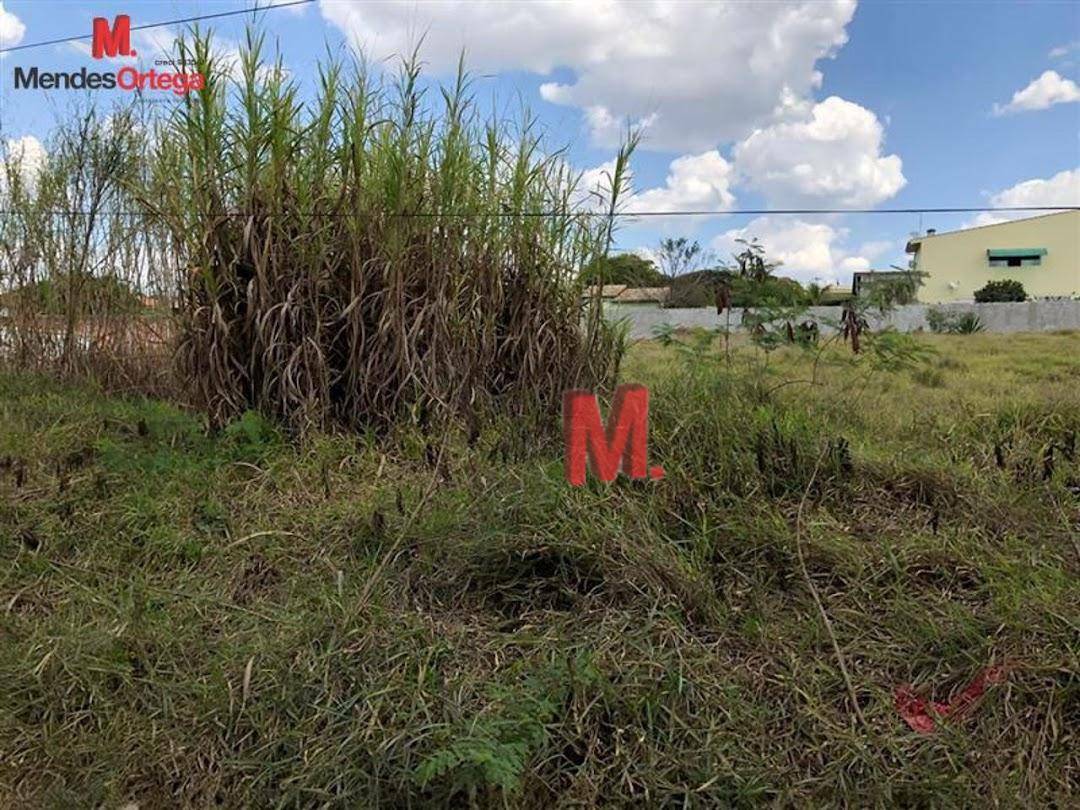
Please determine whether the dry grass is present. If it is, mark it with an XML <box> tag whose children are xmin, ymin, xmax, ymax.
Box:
<box><xmin>2</xmin><ymin>32</ymin><xmax>631</xmax><ymax>439</ymax></box>
<box><xmin>144</xmin><ymin>31</ymin><xmax>628</xmax><ymax>434</ymax></box>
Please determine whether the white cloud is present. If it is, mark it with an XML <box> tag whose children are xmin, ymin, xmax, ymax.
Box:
<box><xmin>857</xmin><ymin>239</ymin><xmax>894</xmax><ymax>261</ymax></box>
<box><xmin>575</xmin><ymin>158</ymin><xmax>620</xmax><ymax>211</ymax></box>
<box><xmin>1049</xmin><ymin>41</ymin><xmax>1078</xmax><ymax>60</ymax></box>
<box><xmin>733</xmin><ymin>96</ymin><xmax>906</xmax><ymax>207</ymax></box>
<box><xmin>968</xmin><ymin>167</ymin><xmax>1080</xmax><ymax>226</ymax></box>
<box><xmin>1</xmin><ymin>136</ymin><xmax>47</xmax><ymax>192</ymax></box>
<box><xmin>319</xmin><ymin>0</ymin><xmax>858</xmax><ymax>151</ymax></box>
<box><xmin>626</xmin><ymin>151</ymin><xmax>735</xmax><ymax>214</ymax></box>
<box><xmin>993</xmin><ymin>70</ymin><xmax>1080</xmax><ymax>115</ymax></box>
<box><xmin>0</xmin><ymin>1</ymin><xmax>26</xmax><ymax>53</ymax></box>
<box><xmin>578</xmin><ymin>150</ymin><xmax>735</xmax><ymax>221</ymax></box>
<box><xmin>712</xmin><ymin>215</ymin><xmax>875</xmax><ymax>284</ymax></box>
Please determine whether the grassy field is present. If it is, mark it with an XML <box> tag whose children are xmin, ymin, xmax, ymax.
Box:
<box><xmin>1</xmin><ymin>332</ymin><xmax>1077</xmax><ymax>807</ymax></box>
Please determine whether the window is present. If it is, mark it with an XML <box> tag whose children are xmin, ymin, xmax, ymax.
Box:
<box><xmin>987</xmin><ymin>248</ymin><xmax>1046</xmax><ymax>268</ymax></box>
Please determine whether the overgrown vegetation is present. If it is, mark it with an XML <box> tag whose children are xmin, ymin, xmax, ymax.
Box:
<box><xmin>1</xmin><ymin>22</ymin><xmax>1077</xmax><ymax>810</ymax></box>
<box><xmin>1</xmin><ymin>331</ymin><xmax>1077</xmax><ymax>806</ymax></box>
<box><xmin>2</xmin><ymin>32</ymin><xmax>632</xmax><ymax>436</ymax></box>
<box><xmin>0</xmin><ymin>104</ymin><xmax>172</xmax><ymax>391</ymax></box>
<box><xmin>143</xmin><ymin>32</ymin><xmax>631</xmax><ymax>433</ymax></box>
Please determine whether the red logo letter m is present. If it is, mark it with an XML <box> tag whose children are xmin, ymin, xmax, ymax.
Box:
<box><xmin>92</xmin><ymin>16</ymin><xmax>133</xmax><ymax>60</ymax></box>
<box><xmin>563</xmin><ymin>384</ymin><xmax>663</xmax><ymax>486</ymax></box>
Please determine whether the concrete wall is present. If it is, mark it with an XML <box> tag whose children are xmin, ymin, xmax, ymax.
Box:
<box><xmin>910</xmin><ymin>210</ymin><xmax>1080</xmax><ymax>303</ymax></box>
<box><xmin>605</xmin><ymin>300</ymin><xmax>1080</xmax><ymax>340</ymax></box>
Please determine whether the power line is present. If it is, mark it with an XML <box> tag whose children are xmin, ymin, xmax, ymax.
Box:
<box><xmin>0</xmin><ymin>0</ymin><xmax>317</xmax><ymax>55</ymax></box>
<box><xmin>0</xmin><ymin>206</ymin><xmax>1076</xmax><ymax>217</ymax></box>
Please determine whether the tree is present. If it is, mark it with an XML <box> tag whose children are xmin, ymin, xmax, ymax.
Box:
<box><xmin>731</xmin><ymin>237</ymin><xmax>777</xmax><ymax>283</ymax></box>
<box><xmin>579</xmin><ymin>253</ymin><xmax>665</xmax><ymax>287</ymax></box>
<box><xmin>655</xmin><ymin>238</ymin><xmax>714</xmax><ymax>307</ymax></box>
<box><xmin>655</xmin><ymin>237</ymin><xmax>707</xmax><ymax>281</ymax></box>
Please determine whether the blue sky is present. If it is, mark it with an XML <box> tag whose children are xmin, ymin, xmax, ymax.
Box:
<box><xmin>2</xmin><ymin>0</ymin><xmax>1078</xmax><ymax>284</ymax></box>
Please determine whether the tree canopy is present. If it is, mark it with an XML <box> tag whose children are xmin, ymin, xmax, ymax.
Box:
<box><xmin>579</xmin><ymin>253</ymin><xmax>665</xmax><ymax>287</ymax></box>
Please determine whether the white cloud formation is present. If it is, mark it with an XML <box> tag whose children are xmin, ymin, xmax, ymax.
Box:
<box><xmin>625</xmin><ymin>151</ymin><xmax>736</xmax><ymax>214</ymax></box>
<box><xmin>1049</xmin><ymin>41</ymin><xmax>1079</xmax><ymax>60</ymax></box>
<box><xmin>712</xmin><ymin>215</ymin><xmax>878</xmax><ymax>284</ymax></box>
<box><xmin>579</xmin><ymin>92</ymin><xmax>905</xmax><ymax>220</ymax></box>
<box><xmin>993</xmin><ymin>70</ymin><xmax>1080</xmax><ymax>115</ymax></box>
<box><xmin>733</xmin><ymin>96</ymin><xmax>906</xmax><ymax>207</ymax></box>
<box><xmin>0</xmin><ymin>0</ymin><xmax>26</xmax><ymax>54</ymax></box>
<box><xmin>578</xmin><ymin>150</ymin><xmax>736</xmax><ymax>221</ymax></box>
<box><xmin>969</xmin><ymin>167</ymin><xmax>1080</xmax><ymax>226</ymax></box>
<box><xmin>319</xmin><ymin>0</ymin><xmax>858</xmax><ymax>151</ymax></box>
<box><xmin>1</xmin><ymin>136</ymin><xmax>47</xmax><ymax>192</ymax></box>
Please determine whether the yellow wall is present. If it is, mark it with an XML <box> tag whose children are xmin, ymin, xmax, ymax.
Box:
<box><xmin>910</xmin><ymin>211</ymin><xmax>1080</xmax><ymax>303</ymax></box>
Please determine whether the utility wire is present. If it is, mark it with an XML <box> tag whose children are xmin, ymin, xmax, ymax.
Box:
<box><xmin>0</xmin><ymin>206</ymin><xmax>1076</xmax><ymax>217</ymax></box>
<box><xmin>0</xmin><ymin>0</ymin><xmax>318</xmax><ymax>54</ymax></box>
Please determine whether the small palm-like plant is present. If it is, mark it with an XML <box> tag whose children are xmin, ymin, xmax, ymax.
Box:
<box><xmin>952</xmin><ymin>313</ymin><xmax>985</xmax><ymax>334</ymax></box>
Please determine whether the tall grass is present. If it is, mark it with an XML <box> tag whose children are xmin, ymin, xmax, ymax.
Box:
<box><xmin>138</xmin><ymin>29</ymin><xmax>630</xmax><ymax>433</ymax></box>
<box><xmin>0</xmin><ymin>104</ymin><xmax>176</xmax><ymax>392</ymax></box>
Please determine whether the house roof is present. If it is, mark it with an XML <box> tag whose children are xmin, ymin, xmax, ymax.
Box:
<box><xmin>582</xmin><ymin>285</ymin><xmax>671</xmax><ymax>303</ymax></box>
<box><xmin>584</xmin><ymin>284</ymin><xmax>627</xmax><ymax>299</ymax></box>
<box><xmin>905</xmin><ymin>209</ymin><xmax>1078</xmax><ymax>253</ymax></box>
<box><xmin>613</xmin><ymin>286</ymin><xmax>669</xmax><ymax>303</ymax></box>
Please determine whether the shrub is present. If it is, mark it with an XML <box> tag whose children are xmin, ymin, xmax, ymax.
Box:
<box><xmin>928</xmin><ymin>308</ymin><xmax>984</xmax><ymax>334</ymax></box>
<box><xmin>953</xmin><ymin>313</ymin><xmax>985</xmax><ymax>333</ymax></box>
<box><xmin>974</xmin><ymin>279</ymin><xmax>1027</xmax><ymax>303</ymax></box>
<box><xmin>666</xmin><ymin>270</ymin><xmax>808</xmax><ymax>309</ymax></box>
<box><xmin>861</xmin><ymin>270</ymin><xmax>926</xmax><ymax>310</ymax></box>
<box><xmin>144</xmin><ymin>31</ymin><xmax>630</xmax><ymax>434</ymax></box>
<box><xmin>666</xmin><ymin>270</ymin><xmax>726</xmax><ymax>308</ymax></box>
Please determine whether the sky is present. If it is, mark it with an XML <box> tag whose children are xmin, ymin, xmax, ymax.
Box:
<box><xmin>1</xmin><ymin>0</ymin><xmax>1078</xmax><ymax>285</ymax></box>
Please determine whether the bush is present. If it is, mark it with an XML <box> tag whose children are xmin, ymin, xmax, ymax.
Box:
<box><xmin>666</xmin><ymin>270</ymin><xmax>723</xmax><ymax>307</ymax></box>
<box><xmin>860</xmin><ymin>270</ymin><xmax>926</xmax><ymax>310</ymax></box>
<box><xmin>146</xmin><ymin>32</ymin><xmax>629</xmax><ymax>434</ymax></box>
<box><xmin>927</xmin><ymin>308</ymin><xmax>985</xmax><ymax>334</ymax></box>
<box><xmin>666</xmin><ymin>270</ymin><xmax>808</xmax><ymax>309</ymax></box>
<box><xmin>974</xmin><ymin>279</ymin><xmax>1027</xmax><ymax>303</ymax></box>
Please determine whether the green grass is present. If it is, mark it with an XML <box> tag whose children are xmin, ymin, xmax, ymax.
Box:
<box><xmin>1</xmin><ymin>332</ymin><xmax>1078</xmax><ymax>807</ymax></box>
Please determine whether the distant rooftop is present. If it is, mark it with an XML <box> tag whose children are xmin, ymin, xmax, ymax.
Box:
<box><xmin>584</xmin><ymin>285</ymin><xmax>670</xmax><ymax>304</ymax></box>
<box><xmin>906</xmin><ymin>209</ymin><xmax>1078</xmax><ymax>252</ymax></box>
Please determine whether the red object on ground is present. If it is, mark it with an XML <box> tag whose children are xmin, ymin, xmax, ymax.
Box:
<box><xmin>894</xmin><ymin>666</ymin><xmax>1006</xmax><ymax>733</ymax></box>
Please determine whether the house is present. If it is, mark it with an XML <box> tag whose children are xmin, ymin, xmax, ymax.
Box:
<box><xmin>819</xmin><ymin>283</ymin><xmax>853</xmax><ymax>304</ymax></box>
<box><xmin>585</xmin><ymin>285</ymin><xmax>670</xmax><ymax>307</ymax></box>
<box><xmin>905</xmin><ymin>210</ymin><xmax>1079</xmax><ymax>302</ymax></box>
<box><xmin>852</xmin><ymin>271</ymin><xmax>909</xmax><ymax>298</ymax></box>
<box><xmin>585</xmin><ymin>285</ymin><xmax>628</xmax><ymax>301</ymax></box>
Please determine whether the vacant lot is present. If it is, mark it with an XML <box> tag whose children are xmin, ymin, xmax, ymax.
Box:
<box><xmin>1</xmin><ymin>332</ymin><xmax>1077</xmax><ymax>807</ymax></box>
